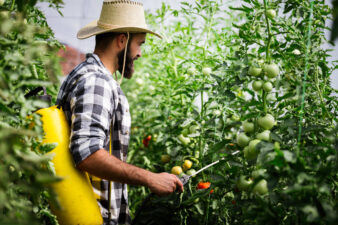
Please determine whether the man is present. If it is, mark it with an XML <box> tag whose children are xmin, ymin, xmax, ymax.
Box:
<box><xmin>56</xmin><ymin>1</ymin><xmax>183</xmax><ymax>224</ymax></box>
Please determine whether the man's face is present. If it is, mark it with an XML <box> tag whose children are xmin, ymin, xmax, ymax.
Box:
<box><xmin>117</xmin><ymin>33</ymin><xmax>146</xmax><ymax>79</ymax></box>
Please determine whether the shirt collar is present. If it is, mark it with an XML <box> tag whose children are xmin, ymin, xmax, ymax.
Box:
<box><xmin>86</xmin><ymin>53</ymin><xmax>113</xmax><ymax>77</ymax></box>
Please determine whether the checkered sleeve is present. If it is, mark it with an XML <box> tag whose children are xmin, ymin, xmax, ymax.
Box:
<box><xmin>69</xmin><ymin>73</ymin><xmax>114</xmax><ymax>165</ymax></box>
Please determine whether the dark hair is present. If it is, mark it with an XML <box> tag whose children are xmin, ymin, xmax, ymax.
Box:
<box><xmin>95</xmin><ymin>32</ymin><xmax>137</xmax><ymax>51</ymax></box>
<box><xmin>95</xmin><ymin>32</ymin><xmax>120</xmax><ymax>51</ymax></box>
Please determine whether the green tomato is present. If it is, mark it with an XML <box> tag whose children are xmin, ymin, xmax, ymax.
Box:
<box><xmin>189</xmin><ymin>125</ymin><xmax>199</xmax><ymax>134</ymax></box>
<box><xmin>248</xmin><ymin>66</ymin><xmax>262</xmax><ymax>76</ymax></box>
<box><xmin>266</xmin><ymin>93</ymin><xmax>276</xmax><ymax>102</ymax></box>
<box><xmin>292</xmin><ymin>49</ymin><xmax>301</xmax><ymax>55</ymax></box>
<box><xmin>263</xmin><ymin>82</ymin><xmax>273</xmax><ymax>92</ymax></box>
<box><xmin>231</xmin><ymin>114</ymin><xmax>240</xmax><ymax>121</ymax></box>
<box><xmin>187</xmin><ymin>67</ymin><xmax>197</xmax><ymax>75</ymax></box>
<box><xmin>202</xmin><ymin>67</ymin><xmax>212</xmax><ymax>76</ymax></box>
<box><xmin>0</xmin><ymin>11</ymin><xmax>9</xmax><ymax>19</ymax></box>
<box><xmin>251</xmin><ymin>169</ymin><xmax>266</xmax><ymax>179</ymax></box>
<box><xmin>252</xmin><ymin>179</ymin><xmax>268</xmax><ymax>195</ymax></box>
<box><xmin>236</xmin><ymin>133</ymin><xmax>250</xmax><ymax>147</ymax></box>
<box><xmin>186</xmin><ymin>169</ymin><xmax>196</xmax><ymax>176</ymax></box>
<box><xmin>266</xmin><ymin>9</ymin><xmax>276</xmax><ymax>19</ymax></box>
<box><xmin>274</xmin><ymin>142</ymin><xmax>280</xmax><ymax>150</ymax></box>
<box><xmin>244</xmin><ymin>146</ymin><xmax>257</xmax><ymax>160</ymax></box>
<box><xmin>161</xmin><ymin>154</ymin><xmax>171</xmax><ymax>164</ymax></box>
<box><xmin>214</xmin><ymin>109</ymin><xmax>221</xmax><ymax>117</ymax></box>
<box><xmin>178</xmin><ymin>134</ymin><xmax>190</xmax><ymax>146</ymax></box>
<box><xmin>182</xmin><ymin>128</ymin><xmax>189</xmax><ymax>136</ymax></box>
<box><xmin>252</xmin><ymin>80</ymin><xmax>263</xmax><ymax>91</ymax></box>
<box><xmin>237</xmin><ymin>175</ymin><xmax>253</xmax><ymax>191</ymax></box>
<box><xmin>148</xmin><ymin>85</ymin><xmax>155</xmax><ymax>92</ymax></box>
<box><xmin>135</xmin><ymin>78</ymin><xmax>144</xmax><ymax>85</ymax></box>
<box><xmin>256</xmin><ymin>130</ymin><xmax>270</xmax><ymax>141</ymax></box>
<box><xmin>248</xmin><ymin>139</ymin><xmax>261</xmax><ymax>152</ymax></box>
<box><xmin>258</xmin><ymin>114</ymin><xmax>275</xmax><ymax>130</ymax></box>
<box><xmin>264</xmin><ymin>63</ymin><xmax>279</xmax><ymax>78</ymax></box>
<box><xmin>242</xmin><ymin>121</ymin><xmax>254</xmax><ymax>133</ymax></box>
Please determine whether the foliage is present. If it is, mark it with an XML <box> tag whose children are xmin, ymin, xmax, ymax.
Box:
<box><xmin>331</xmin><ymin>0</ymin><xmax>338</xmax><ymax>42</ymax></box>
<box><xmin>123</xmin><ymin>0</ymin><xmax>338</xmax><ymax>224</ymax></box>
<box><xmin>0</xmin><ymin>0</ymin><xmax>63</xmax><ymax>224</ymax></box>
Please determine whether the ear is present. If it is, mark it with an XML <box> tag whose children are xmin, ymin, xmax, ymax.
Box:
<box><xmin>116</xmin><ymin>34</ymin><xmax>127</xmax><ymax>50</ymax></box>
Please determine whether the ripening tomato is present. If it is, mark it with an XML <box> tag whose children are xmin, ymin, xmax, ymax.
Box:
<box><xmin>161</xmin><ymin>154</ymin><xmax>171</xmax><ymax>163</ymax></box>
<box><xmin>171</xmin><ymin>166</ymin><xmax>183</xmax><ymax>175</ymax></box>
<box><xmin>182</xmin><ymin>160</ymin><xmax>193</xmax><ymax>171</ymax></box>
<box><xmin>142</xmin><ymin>139</ymin><xmax>150</xmax><ymax>147</ymax></box>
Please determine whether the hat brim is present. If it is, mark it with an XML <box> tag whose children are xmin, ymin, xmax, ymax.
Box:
<box><xmin>77</xmin><ymin>20</ymin><xmax>162</xmax><ymax>39</ymax></box>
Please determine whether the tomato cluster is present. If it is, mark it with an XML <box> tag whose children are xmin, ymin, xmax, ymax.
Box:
<box><xmin>142</xmin><ymin>135</ymin><xmax>152</xmax><ymax>148</ymax></box>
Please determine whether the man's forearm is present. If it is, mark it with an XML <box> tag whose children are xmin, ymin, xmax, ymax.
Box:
<box><xmin>77</xmin><ymin>149</ymin><xmax>152</xmax><ymax>186</ymax></box>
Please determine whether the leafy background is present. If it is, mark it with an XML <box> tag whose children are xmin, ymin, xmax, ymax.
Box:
<box><xmin>0</xmin><ymin>0</ymin><xmax>63</xmax><ymax>224</ymax></box>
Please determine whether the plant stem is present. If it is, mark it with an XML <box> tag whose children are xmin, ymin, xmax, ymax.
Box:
<box><xmin>262</xmin><ymin>0</ymin><xmax>271</xmax><ymax>113</ymax></box>
<box><xmin>297</xmin><ymin>0</ymin><xmax>314</xmax><ymax>156</ymax></box>
<box><xmin>263</xmin><ymin>0</ymin><xmax>272</xmax><ymax>63</ymax></box>
<box><xmin>11</xmin><ymin>0</ymin><xmax>15</xmax><ymax>10</ymax></box>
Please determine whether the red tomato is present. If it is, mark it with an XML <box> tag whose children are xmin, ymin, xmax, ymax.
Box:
<box><xmin>143</xmin><ymin>135</ymin><xmax>152</xmax><ymax>147</ymax></box>
<box><xmin>197</xmin><ymin>182</ymin><xmax>211</xmax><ymax>189</ymax></box>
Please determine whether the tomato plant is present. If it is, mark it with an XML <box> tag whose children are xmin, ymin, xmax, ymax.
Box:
<box><xmin>0</xmin><ymin>0</ymin><xmax>63</xmax><ymax>224</ymax></box>
<box><xmin>123</xmin><ymin>0</ymin><xmax>337</xmax><ymax>224</ymax></box>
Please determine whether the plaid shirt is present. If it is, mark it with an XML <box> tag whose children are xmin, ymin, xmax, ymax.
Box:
<box><xmin>56</xmin><ymin>53</ymin><xmax>131</xmax><ymax>225</ymax></box>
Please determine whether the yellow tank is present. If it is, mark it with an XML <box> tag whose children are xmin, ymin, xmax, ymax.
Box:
<box><xmin>37</xmin><ymin>105</ymin><xmax>103</xmax><ymax>225</ymax></box>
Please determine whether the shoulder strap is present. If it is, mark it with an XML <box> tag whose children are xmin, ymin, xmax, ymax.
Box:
<box><xmin>25</xmin><ymin>86</ymin><xmax>52</xmax><ymax>105</ymax></box>
<box><xmin>57</xmin><ymin>67</ymin><xmax>84</xmax><ymax>109</ymax></box>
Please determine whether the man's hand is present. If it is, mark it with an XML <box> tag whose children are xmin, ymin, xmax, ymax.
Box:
<box><xmin>77</xmin><ymin>149</ymin><xmax>184</xmax><ymax>195</ymax></box>
<box><xmin>147</xmin><ymin>172</ymin><xmax>184</xmax><ymax>196</ymax></box>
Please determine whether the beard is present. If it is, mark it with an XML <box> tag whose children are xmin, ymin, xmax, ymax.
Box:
<box><xmin>117</xmin><ymin>47</ymin><xmax>135</xmax><ymax>79</ymax></box>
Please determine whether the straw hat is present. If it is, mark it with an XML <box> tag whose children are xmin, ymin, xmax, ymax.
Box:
<box><xmin>77</xmin><ymin>0</ymin><xmax>162</xmax><ymax>39</ymax></box>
